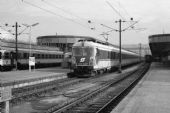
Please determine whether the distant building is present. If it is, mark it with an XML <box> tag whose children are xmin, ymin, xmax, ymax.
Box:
<box><xmin>122</xmin><ymin>44</ymin><xmax>151</xmax><ymax>56</ymax></box>
<box><xmin>37</xmin><ymin>35</ymin><xmax>93</xmax><ymax>52</ymax></box>
<box><xmin>149</xmin><ymin>34</ymin><xmax>170</xmax><ymax>62</ymax></box>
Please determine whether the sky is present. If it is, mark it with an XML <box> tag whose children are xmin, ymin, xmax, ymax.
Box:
<box><xmin>0</xmin><ymin>0</ymin><xmax>170</xmax><ymax>45</ymax></box>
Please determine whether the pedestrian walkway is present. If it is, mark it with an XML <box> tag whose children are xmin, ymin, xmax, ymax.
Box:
<box><xmin>111</xmin><ymin>62</ymin><xmax>170</xmax><ymax>113</ymax></box>
<box><xmin>0</xmin><ymin>67</ymin><xmax>70</xmax><ymax>88</ymax></box>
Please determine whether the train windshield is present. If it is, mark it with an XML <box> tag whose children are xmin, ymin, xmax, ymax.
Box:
<box><xmin>72</xmin><ymin>47</ymin><xmax>94</xmax><ymax>56</ymax></box>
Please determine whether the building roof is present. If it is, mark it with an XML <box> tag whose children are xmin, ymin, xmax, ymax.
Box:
<box><xmin>149</xmin><ymin>34</ymin><xmax>170</xmax><ymax>38</ymax></box>
<box><xmin>37</xmin><ymin>35</ymin><xmax>94</xmax><ymax>39</ymax></box>
<box><xmin>148</xmin><ymin>34</ymin><xmax>170</xmax><ymax>58</ymax></box>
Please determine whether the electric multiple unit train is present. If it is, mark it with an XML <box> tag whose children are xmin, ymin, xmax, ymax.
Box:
<box><xmin>0</xmin><ymin>39</ymin><xmax>64</xmax><ymax>71</ymax></box>
<box><xmin>71</xmin><ymin>38</ymin><xmax>141</xmax><ymax>77</ymax></box>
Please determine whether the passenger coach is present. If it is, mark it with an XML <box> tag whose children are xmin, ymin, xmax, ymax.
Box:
<box><xmin>0</xmin><ymin>39</ymin><xmax>63</xmax><ymax>71</ymax></box>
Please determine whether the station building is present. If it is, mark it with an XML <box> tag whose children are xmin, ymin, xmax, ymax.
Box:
<box><xmin>149</xmin><ymin>34</ymin><xmax>170</xmax><ymax>62</ymax></box>
<box><xmin>37</xmin><ymin>35</ymin><xmax>93</xmax><ymax>52</ymax></box>
<box><xmin>37</xmin><ymin>35</ymin><xmax>94</xmax><ymax>68</ymax></box>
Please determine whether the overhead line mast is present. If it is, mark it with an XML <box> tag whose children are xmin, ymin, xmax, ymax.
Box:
<box><xmin>104</xmin><ymin>1</ymin><xmax>139</xmax><ymax>73</ymax></box>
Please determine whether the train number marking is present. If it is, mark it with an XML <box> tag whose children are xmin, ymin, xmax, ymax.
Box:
<box><xmin>80</xmin><ymin>58</ymin><xmax>85</xmax><ymax>62</ymax></box>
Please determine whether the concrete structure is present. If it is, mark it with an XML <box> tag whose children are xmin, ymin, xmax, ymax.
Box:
<box><xmin>111</xmin><ymin>62</ymin><xmax>170</xmax><ymax>113</ymax></box>
<box><xmin>0</xmin><ymin>67</ymin><xmax>70</xmax><ymax>89</ymax></box>
<box><xmin>149</xmin><ymin>34</ymin><xmax>170</xmax><ymax>62</ymax></box>
<box><xmin>37</xmin><ymin>35</ymin><xmax>93</xmax><ymax>52</ymax></box>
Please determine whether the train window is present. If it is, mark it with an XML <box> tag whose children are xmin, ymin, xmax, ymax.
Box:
<box><xmin>45</xmin><ymin>54</ymin><xmax>48</xmax><ymax>58</ymax></box>
<box><xmin>56</xmin><ymin>55</ymin><xmax>58</xmax><ymax>58</ymax></box>
<box><xmin>72</xmin><ymin>47</ymin><xmax>82</xmax><ymax>56</ymax></box>
<box><xmin>0</xmin><ymin>52</ymin><xmax>1</xmax><ymax>59</ymax></box>
<box><xmin>115</xmin><ymin>53</ymin><xmax>119</xmax><ymax>59</ymax></box>
<box><xmin>83</xmin><ymin>47</ymin><xmax>94</xmax><ymax>56</ymax></box>
<box><xmin>18</xmin><ymin>53</ymin><xmax>21</xmax><ymax>59</ymax></box>
<box><xmin>42</xmin><ymin>54</ymin><xmax>44</xmax><ymax>59</ymax></box>
<box><xmin>24</xmin><ymin>53</ymin><xmax>27</xmax><ymax>59</ymax></box>
<box><xmin>58</xmin><ymin>55</ymin><xmax>61</xmax><ymax>58</ymax></box>
<box><xmin>96</xmin><ymin>49</ymin><xmax>100</xmax><ymax>56</ymax></box>
<box><xmin>37</xmin><ymin>54</ymin><xmax>40</xmax><ymax>59</ymax></box>
<box><xmin>52</xmin><ymin>55</ymin><xmax>55</xmax><ymax>58</ymax></box>
<box><xmin>4</xmin><ymin>52</ymin><xmax>10</xmax><ymax>59</ymax></box>
<box><xmin>20</xmin><ymin>52</ymin><xmax>23</xmax><ymax>59</ymax></box>
<box><xmin>111</xmin><ymin>52</ymin><xmax>115</xmax><ymax>59</ymax></box>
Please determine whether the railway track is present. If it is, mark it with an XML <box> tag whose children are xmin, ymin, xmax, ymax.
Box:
<box><xmin>46</xmin><ymin>63</ymin><xmax>150</xmax><ymax>113</ymax></box>
<box><xmin>10</xmin><ymin>67</ymin><xmax>116</xmax><ymax>106</ymax></box>
<box><xmin>0</xmin><ymin>63</ymin><xmax>146</xmax><ymax>113</ymax></box>
<box><xmin>11</xmin><ymin>78</ymin><xmax>83</xmax><ymax>105</ymax></box>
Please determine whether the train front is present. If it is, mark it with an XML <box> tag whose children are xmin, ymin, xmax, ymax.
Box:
<box><xmin>71</xmin><ymin>41</ymin><xmax>96</xmax><ymax>75</ymax></box>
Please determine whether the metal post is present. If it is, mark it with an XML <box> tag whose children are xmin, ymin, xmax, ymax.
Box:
<box><xmin>29</xmin><ymin>26</ymin><xmax>31</xmax><ymax>72</ymax></box>
<box><xmin>118</xmin><ymin>19</ymin><xmax>122</xmax><ymax>73</ymax></box>
<box><xmin>15</xmin><ymin>22</ymin><xmax>18</xmax><ymax>70</ymax></box>
<box><xmin>5</xmin><ymin>101</ymin><xmax>9</xmax><ymax>113</ymax></box>
<box><xmin>22</xmin><ymin>23</ymin><xmax>39</xmax><ymax>72</ymax></box>
<box><xmin>139</xmin><ymin>43</ymin><xmax>141</xmax><ymax>61</ymax></box>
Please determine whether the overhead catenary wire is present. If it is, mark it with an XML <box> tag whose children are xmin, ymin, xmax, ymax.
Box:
<box><xmin>22</xmin><ymin>0</ymin><xmax>91</xmax><ymax>30</ymax></box>
<box><xmin>111</xmin><ymin>0</ymin><xmax>132</xmax><ymax>20</ymax></box>
<box><xmin>41</xmin><ymin>0</ymin><xmax>107</xmax><ymax>34</ymax></box>
<box><xmin>106</xmin><ymin>1</ymin><xmax>126</xmax><ymax>20</ymax></box>
<box><xmin>118</xmin><ymin>2</ymin><xmax>131</xmax><ymax>19</ymax></box>
<box><xmin>42</xmin><ymin>0</ymin><xmax>87</xmax><ymax>22</ymax></box>
<box><xmin>22</xmin><ymin>0</ymin><xmax>105</xmax><ymax>38</ymax></box>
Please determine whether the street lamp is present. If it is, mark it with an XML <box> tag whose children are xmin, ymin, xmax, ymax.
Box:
<box><xmin>22</xmin><ymin>23</ymin><xmax>39</xmax><ymax>72</ymax></box>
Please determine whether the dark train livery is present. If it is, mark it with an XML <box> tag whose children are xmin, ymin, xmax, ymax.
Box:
<box><xmin>70</xmin><ymin>38</ymin><xmax>141</xmax><ymax>77</ymax></box>
<box><xmin>0</xmin><ymin>39</ymin><xmax>63</xmax><ymax>71</ymax></box>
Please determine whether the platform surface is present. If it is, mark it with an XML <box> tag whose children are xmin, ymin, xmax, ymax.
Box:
<box><xmin>111</xmin><ymin>62</ymin><xmax>170</xmax><ymax>113</ymax></box>
<box><xmin>0</xmin><ymin>67</ymin><xmax>70</xmax><ymax>87</ymax></box>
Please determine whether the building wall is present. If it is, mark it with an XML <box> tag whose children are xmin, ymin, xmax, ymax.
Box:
<box><xmin>37</xmin><ymin>35</ymin><xmax>92</xmax><ymax>52</ymax></box>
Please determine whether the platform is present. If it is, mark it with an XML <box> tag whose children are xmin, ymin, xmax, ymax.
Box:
<box><xmin>111</xmin><ymin>62</ymin><xmax>170</xmax><ymax>113</ymax></box>
<box><xmin>0</xmin><ymin>67</ymin><xmax>70</xmax><ymax>89</ymax></box>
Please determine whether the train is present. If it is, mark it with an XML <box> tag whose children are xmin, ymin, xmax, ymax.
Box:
<box><xmin>0</xmin><ymin>39</ymin><xmax>64</xmax><ymax>71</ymax></box>
<box><xmin>145</xmin><ymin>55</ymin><xmax>152</xmax><ymax>63</ymax></box>
<box><xmin>69</xmin><ymin>38</ymin><xmax>142</xmax><ymax>77</ymax></box>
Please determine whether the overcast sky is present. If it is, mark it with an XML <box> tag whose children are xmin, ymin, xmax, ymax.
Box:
<box><xmin>0</xmin><ymin>0</ymin><xmax>170</xmax><ymax>45</ymax></box>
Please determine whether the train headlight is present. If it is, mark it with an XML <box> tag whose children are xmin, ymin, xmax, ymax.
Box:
<box><xmin>89</xmin><ymin>57</ymin><xmax>95</xmax><ymax>65</ymax></box>
<box><xmin>72</xmin><ymin>57</ymin><xmax>76</xmax><ymax>64</ymax></box>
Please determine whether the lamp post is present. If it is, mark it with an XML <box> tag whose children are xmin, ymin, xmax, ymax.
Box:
<box><xmin>0</xmin><ymin>22</ymin><xmax>21</xmax><ymax>70</ymax></box>
<box><xmin>22</xmin><ymin>23</ymin><xmax>39</xmax><ymax>72</ymax></box>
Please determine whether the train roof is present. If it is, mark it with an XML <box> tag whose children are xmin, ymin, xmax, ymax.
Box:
<box><xmin>0</xmin><ymin>39</ymin><xmax>62</xmax><ymax>52</ymax></box>
<box><xmin>73</xmin><ymin>40</ymin><xmax>139</xmax><ymax>56</ymax></box>
<box><xmin>37</xmin><ymin>35</ymin><xmax>94</xmax><ymax>39</ymax></box>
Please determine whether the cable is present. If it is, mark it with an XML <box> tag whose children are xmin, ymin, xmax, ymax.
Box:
<box><xmin>22</xmin><ymin>0</ymin><xmax>115</xmax><ymax>41</ymax></box>
<box><xmin>106</xmin><ymin>1</ymin><xmax>126</xmax><ymax>20</ymax></box>
<box><xmin>118</xmin><ymin>3</ymin><xmax>131</xmax><ymax>19</ymax></box>
<box><xmin>22</xmin><ymin>0</ymin><xmax>90</xmax><ymax>29</ymax></box>
<box><xmin>42</xmin><ymin>0</ymin><xmax>105</xmax><ymax>35</ymax></box>
<box><xmin>42</xmin><ymin>0</ymin><xmax>87</xmax><ymax>22</ymax></box>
